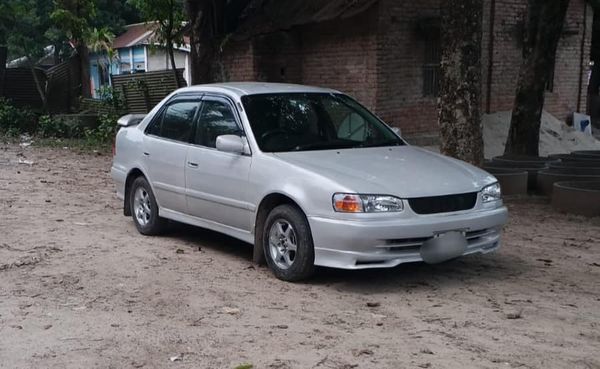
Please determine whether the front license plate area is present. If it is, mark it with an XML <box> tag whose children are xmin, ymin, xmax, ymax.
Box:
<box><xmin>420</xmin><ymin>231</ymin><xmax>468</xmax><ymax>264</ymax></box>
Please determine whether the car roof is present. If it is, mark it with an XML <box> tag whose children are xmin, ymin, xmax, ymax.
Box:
<box><xmin>175</xmin><ymin>82</ymin><xmax>340</xmax><ymax>98</ymax></box>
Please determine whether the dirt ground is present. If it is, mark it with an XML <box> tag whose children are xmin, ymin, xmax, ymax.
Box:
<box><xmin>1</xmin><ymin>143</ymin><xmax>599</xmax><ymax>369</ymax></box>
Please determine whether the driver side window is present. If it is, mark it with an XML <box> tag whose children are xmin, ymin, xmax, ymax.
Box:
<box><xmin>194</xmin><ymin>99</ymin><xmax>242</xmax><ymax>148</ymax></box>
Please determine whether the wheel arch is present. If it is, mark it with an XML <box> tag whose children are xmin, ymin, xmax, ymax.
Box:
<box><xmin>253</xmin><ymin>192</ymin><xmax>310</xmax><ymax>265</ymax></box>
<box><xmin>123</xmin><ymin>167</ymin><xmax>147</xmax><ymax>216</ymax></box>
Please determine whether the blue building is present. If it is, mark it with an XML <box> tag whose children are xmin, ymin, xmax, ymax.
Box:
<box><xmin>90</xmin><ymin>22</ymin><xmax>191</xmax><ymax>98</ymax></box>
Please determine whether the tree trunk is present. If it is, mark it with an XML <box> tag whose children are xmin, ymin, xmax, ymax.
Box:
<box><xmin>0</xmin><ymin>45</ymin><xmax>7</xmax><ymax>97</ymax></box>
<box><xmin>29</xmin><ymin>63</ymin><xmax>48</xmax><ymax>112</ymax></box>
<box><xmin>438</xmin><ymin>0</ymin><xmax>485</xmax><ymax>166</ymax></box>
<box><xmin>77</xmin><ymin>44</ymin><xmax>92</xmax><ymax>98</ymax></box>
<box><xmin>504</xmin><ymin>0</ymin><xmax>570</xmax><ymax>156</ymax></box>
<box><xmin>167</xmin><ymin>39</ymin><xmax>182</xmax><ymax>88</ymax></box>
<box><xmin>185</xmin><ymin>0</ymin><xmax>225</xmax><ymax>84</ymax></box>
<box><xmin>166</xmin><ymin>1</ymin><xmax>178</xmax><ymax>73</ymax></box>
<box><xmin>53</xmin><ymin>43</ymin><xmax>61</xmax><ymax>65</ymax></box>
<box><xmin>168</xmin><ymin>42</ymin><xmax>177</xmax><ymax>72</ymax></box>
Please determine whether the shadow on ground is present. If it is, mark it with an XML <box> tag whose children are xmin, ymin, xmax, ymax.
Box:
<box><xmin>156</xmin><ymin>220</ymin><xmax>528</xmax><ymax>293</ymax></box>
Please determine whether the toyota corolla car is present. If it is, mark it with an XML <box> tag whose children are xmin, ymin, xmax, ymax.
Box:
<box><xmin>111</xmin><ymin>83</ymin><xmax>508</xmax><ymax>281</ymax></box>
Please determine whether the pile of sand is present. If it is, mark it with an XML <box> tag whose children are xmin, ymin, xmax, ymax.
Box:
<box><xmin>483</xmin><ymin>111</ymin><xmax>600</xmax><ymax>159</ymax></box>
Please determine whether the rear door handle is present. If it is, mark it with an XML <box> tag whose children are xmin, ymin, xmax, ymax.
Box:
<box><xmin>187</xmin><ymin>162</ymin><xmax>199</xmax><ymax>168</ymax></box>
<box><xmin>143</xmin><ymin>152</ymin><xmax>150</xmax><ymax>157</ymax></box>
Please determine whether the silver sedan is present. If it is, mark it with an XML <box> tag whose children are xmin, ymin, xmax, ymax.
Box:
<box><xmin>111</xmin><ymin>83</ymin><xmax>508</xmax><ymax>281</ymax></box>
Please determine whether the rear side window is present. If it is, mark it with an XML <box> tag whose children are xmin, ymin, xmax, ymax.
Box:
<box><xmin>147</xmin><ymin>101</ymin><xmax>199</xmax><ymax>143</ymax></box>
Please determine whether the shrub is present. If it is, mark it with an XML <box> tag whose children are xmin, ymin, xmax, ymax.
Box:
<box><xmin>0</xmin><ymin>98</ymin><xmax>37</xmax><ymax>135</ymax></box>
<box><xmin>37</xmin><ymin>114</ymin><xmax>88</xmax><ymax>139</ymax></box>
<box><xmin>95</xmin><ymin>86</ymin><xmax>125</xmax><ymax>114</ymax></box>
<box><xmin>84</xmin><ymin>113</ymin><xmax>117</xmax><ymax>144</ymax></box>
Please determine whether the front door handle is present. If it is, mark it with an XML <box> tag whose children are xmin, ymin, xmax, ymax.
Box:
<box><xmin>143</xmin><ymin>152</ymin><xmax>150</xmax><ymax>157</ymax></box>
<box><xmin>187</xmin><ymin>162</ymin><xmax>199</xmax><ymax>168</ymax></box>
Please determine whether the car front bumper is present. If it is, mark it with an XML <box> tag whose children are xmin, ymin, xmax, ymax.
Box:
<box><xmin>308</xmin><ymin>206</ymin><xmax>508</xmax><ymax>269</ymax></box>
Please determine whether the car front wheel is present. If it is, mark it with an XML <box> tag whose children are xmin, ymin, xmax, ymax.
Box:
<box><xmin>263</xmin><ymin>205</ymin><xmax>315</xmax><ymax>281</ymax></box>
<box><xmin>130</xmin><ymin>176</ymin><xmax>166</xmax><ymax>235</ymax></box>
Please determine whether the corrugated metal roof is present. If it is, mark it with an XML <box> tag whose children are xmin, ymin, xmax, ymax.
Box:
<box><xmin>113</xmin><ymin>22</ymin><xmax>191</xmax><ymax>49</ymax></box>
<box><xmin>113</xmin><ymin>22</ymin><xmax>158</xmax><ymax>49</ymax></box>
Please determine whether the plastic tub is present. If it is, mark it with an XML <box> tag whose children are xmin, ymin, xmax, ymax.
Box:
<box><xmin>482</xmin><ymin>167</ymin><xmax>528</xmax><ymax>196</ymax></box>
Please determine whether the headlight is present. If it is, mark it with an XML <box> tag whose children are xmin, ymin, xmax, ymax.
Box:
<box><xmin>333</xmin><ymin>193</ymin><xmax>404</xmax><ymax>213</ymax></box>
<box><xmin>481</xmin><ymin>182</ymin><xmax>502</xmax><ymax>202</ymax></box>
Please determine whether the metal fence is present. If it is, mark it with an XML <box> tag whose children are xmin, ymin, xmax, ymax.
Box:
<box><xmin>1</xmin><ymin>56</ymin><xmax>81</xmax><ymax>113</ymax></box>
<box><xmin>111</xmin><ymin>69</ymin><xmax>186</xmax><ymax>114</ymax></box>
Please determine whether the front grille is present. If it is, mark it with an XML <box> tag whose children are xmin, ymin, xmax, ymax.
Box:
<box><xmin>408</xmin><ymin>192</ymin><xmax>478</xmax><ymax>215</ymax></box>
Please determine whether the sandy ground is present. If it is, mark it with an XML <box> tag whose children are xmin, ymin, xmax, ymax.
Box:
<box><xmin>1</xmin><ymin>143</ymin><xmax>600</xmax><ymax>369</ymax></box>
<box><xmin>482</xmin><ymin>111</ymin><xmax>600</xmax><ymax>159</ymax></box>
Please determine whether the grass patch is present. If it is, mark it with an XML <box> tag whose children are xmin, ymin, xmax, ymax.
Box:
<box><xmin>32</xmin><ymin>137</ymin><xmax>112</xmax><ymax>154</ymax></box>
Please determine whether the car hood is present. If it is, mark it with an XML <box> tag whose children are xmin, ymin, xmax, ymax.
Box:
<box><xmin>273</xmin><ymin>146</ymin><xmax>496</xmax><ymax>198</ymax></box>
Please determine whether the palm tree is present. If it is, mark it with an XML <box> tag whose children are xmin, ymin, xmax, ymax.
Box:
<box><xmin>87</xmin><ymin>27</ymin><xmax>117</xmax><ymax>73</ymax></box>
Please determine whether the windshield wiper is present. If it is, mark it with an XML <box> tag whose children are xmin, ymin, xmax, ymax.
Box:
<box><xmin>292</xmin><ymin>140</ymin><xmax>357</xmax><ymax>151</ymax></box>
<box><xmin>360</xmin><ymin>139</ymin><xmax>404</xmax><ymax>148</ymax></box>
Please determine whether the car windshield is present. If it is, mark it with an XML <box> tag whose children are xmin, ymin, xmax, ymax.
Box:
<box><xmin>241</xmin><ymin>93</ymin><xmax>404</xmax><ymax>152</ymax></box>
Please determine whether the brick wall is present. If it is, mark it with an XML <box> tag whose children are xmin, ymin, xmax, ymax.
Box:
<box><xmin>222</xmin><ymin>9</ymin><xmax>379</xmax><ymax>108</ymax></box>
<box><xmin>222</xmin><ymin>40</ymin><xmax>255</xmax><ymax>81</ymax></box>
<box><xmin>299</xmin><ymin>8</ymin><xmax>379</xmax><ymax>109</ymax></box>
<box><xmin>375</xmin><ymin>0</ymin><xmax>441</xmax><ymax>135</ymax></box>
<box><xmin>485</xmin><ymin>0</ymin><xmax>592</xmax><ymax>122</ymax></box>
<box><xmin>546</xmin><ymin>0</ymin><xmax>592</xmax><ymax>120</ymax></box>
<box><xmin>253</xmin><ymin>31</ymin><xmax>303</xmax><ymax>84</ymax></box>
<box><xmin>221</xmin><ymin>0</ymin><xmax>592</xmax><ymax>137</ymax></box>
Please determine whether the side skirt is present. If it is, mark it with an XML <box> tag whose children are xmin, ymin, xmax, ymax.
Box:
<box><xmin>159</xmin><ymin>208</ymin><xmax>255</xmax><ymax>245</ymax></box>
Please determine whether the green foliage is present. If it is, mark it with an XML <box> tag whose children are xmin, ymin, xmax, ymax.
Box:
<box><xmin>87</xmin><ymin>27</ymin><xmax>115</xmax><ymax>54</ymax></box>
<box><xmin>37</xmin><ymin>112</ymin><xmax>116</xmax><ymax>145</ymax></box>
<box><xmin>95</xmin><ymin>85</ymin><xmax>125</xmax><ymax>113</ymax></box>
<box><xmin>50</xmin><ymin>0</ymin><xmax>96</xmax><ymax>42</ymax></box>
<box><xmin>0</xmin><ymin>98</ymin><xmax>37</xmax><ymax>136</ymax></box>
<box><xmin>37</xmin><ymin>115</ymin><xmax>86</xmax><ymax>138</ymax></box>
<box><xmin>84</xmin><ymin>113</ymin><xmax>117</xmax><ymax>144</ymax></box>
<box><xmin>128</xmin><ymin>0</ymin><xmax>185</xmax><ymax>42</ymax></box>
<box><xmin>4</xmin><ymin>0</ymin><xmax>53</xmax><ymax>62</ymax></box>
<box><xmin>1</xmin><ymin>96</ymin><xmax>115</xmax><ymax>145</ymax></box>
<box><xmin>129</xmin><ymin>0</ymin><xmax>185</xmax><ymax>69</ymax></box>
<box><xmin>93</xmin><ymin>0</ymin><xmax>141</xmax><ymax>33</ymax></box>
<box><xmin>87</xmin><ymin>26</ymin><xmax>117</xmax><ymax>73</ymax></box>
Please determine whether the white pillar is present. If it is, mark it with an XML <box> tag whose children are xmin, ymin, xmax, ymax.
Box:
<box><xmin>129</xmin><ymin>48</ymin><xmax>133</xmax><ymax>73</ymax></box>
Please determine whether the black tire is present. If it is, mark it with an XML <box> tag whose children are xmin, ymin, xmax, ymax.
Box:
<box><xmin>263</xmin><ymin>204</ymin><xmax>315</xmax><ymax>281</ymax></box>
<box><xmin>129</xmin><ymin>176</ymin><xmax>167</xmax><ymax>235</ymax></box>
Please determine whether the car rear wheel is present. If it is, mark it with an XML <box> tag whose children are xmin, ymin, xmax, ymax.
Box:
<box><xmin>130</xmin><ymin>176</ymin><xmax>167</xmax><ymax>235</ymax></box>
<box><xmin>263</xmin><ymin>205</ymin><xmax>315</xmax><ymax>281</ymax></box>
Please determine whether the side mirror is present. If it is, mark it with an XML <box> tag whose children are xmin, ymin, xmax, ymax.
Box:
<box><xmin>391</xmin><ymin>127</ymin><xmax>402</xmax><ymax>136</ymax></box>
<box><xmin>117</xmin><ymin>114</ymin><xmax>146</xmax><ymax>127</ymax></box>
<box><xmin>216</xmin><ymin>135</ymin><xmax>249</xmax><ymax>155</ymax></box>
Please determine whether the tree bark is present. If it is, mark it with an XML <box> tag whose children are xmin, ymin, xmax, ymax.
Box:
<box><xmin>0</xmin><ymin>45</ymin><xmax>7</xmax><ymax>97</ymax></box>
<box><xmin>504</xmin><ymin>0</ymin><xmax>570</xmax><ymax>156</ymax></box>
<box><xmin>77</xmin><ymin>44</ymin><xmax>92</xmax><ymax>98</ymax></box>
<box><xmin>166</xmin><ymin>1</ymin><xmax>178</xmax><ymax>73</ymax></box>
<box><xmin>438</xmin><ymin>0</ymin><xmax>485</xmax><ymax>166</ymax></box>
<box><xmin>185</xmin><ymin>0</ymin><xmax>225</xmax><ymax>84</ymax></box>
<box><xmin>168</xmin><ymin>40</ymin><xmax>178</xmax><ymax>72</ymax></box>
